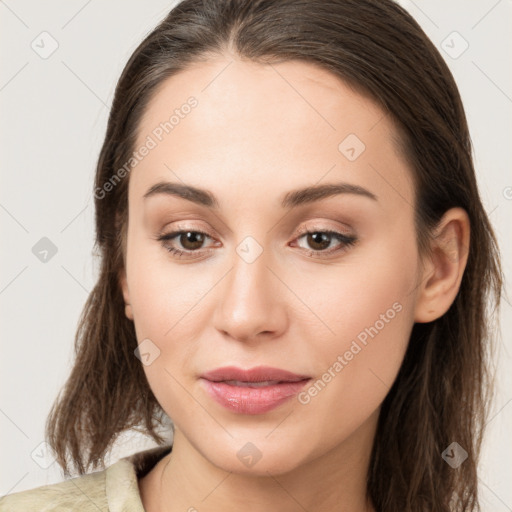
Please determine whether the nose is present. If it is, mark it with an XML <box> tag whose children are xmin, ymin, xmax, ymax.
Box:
<box><xmin>212</xmin><ymin>242</ymin><xmax>288</xmax><ymax>345</ymax></box>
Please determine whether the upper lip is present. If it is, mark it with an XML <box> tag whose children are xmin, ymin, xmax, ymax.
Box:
<box><xmin>200</xmin><ymin>365</ymin><xmax>311</xmax><ymax>383</ymax></box>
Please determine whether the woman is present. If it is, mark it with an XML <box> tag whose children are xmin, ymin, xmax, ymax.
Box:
<box><xmin>0</xmin><ymin>0</ymin><xmax>503</xmax><ymax>511</ymax></box>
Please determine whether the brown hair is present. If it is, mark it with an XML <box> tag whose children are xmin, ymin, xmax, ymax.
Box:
<box><xmin>45</xmin><ymin>1</ymin><xmax>503</xmax><ymax>510</ymax></box>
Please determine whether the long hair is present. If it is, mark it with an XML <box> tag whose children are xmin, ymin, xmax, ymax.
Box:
<box><xmin>45</xmin><ymin>1</ymin><xmax>503</xmax><ymax>510</ymax></box>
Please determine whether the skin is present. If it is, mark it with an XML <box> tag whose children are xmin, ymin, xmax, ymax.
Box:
<box><xmin>120</xmin><ymin>54</ymin><xmax>470</xmax><ymax>512</ymax></box>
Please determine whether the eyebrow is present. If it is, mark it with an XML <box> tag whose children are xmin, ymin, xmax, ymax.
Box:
<box><xmin>143</xmin><ymin>181</ymin><xmax>378</xmax><ymax>209</ymax></box>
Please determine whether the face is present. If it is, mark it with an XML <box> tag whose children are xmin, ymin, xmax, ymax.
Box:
<box><xmin>120</xmin><ymin>56</ymin><xmax>423</xmax><ymax>475</ymax></box>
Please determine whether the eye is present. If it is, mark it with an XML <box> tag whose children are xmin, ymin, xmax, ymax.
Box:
<box><xmin>155</xmin><ymin>226</ymin><xmax>357</xmax><ymax>260</ymax></box>
<box><xmin>293</xmin><ymin>228</ymin><xmax>357</xmax><ymax>258</ymax></box>
<box><xmin>156</xmin><ymin>228</ymin><xmax>217</xmax><ymax>259</ymax></box>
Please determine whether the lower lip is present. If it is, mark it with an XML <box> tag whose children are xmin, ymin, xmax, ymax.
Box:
<box><xmin>200</xmin><ymin>378</ymin><xmax>311</xmax><ymax>415</ymax></box>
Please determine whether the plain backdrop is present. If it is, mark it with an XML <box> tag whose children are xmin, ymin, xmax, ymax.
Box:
<box><xmin>1</xmin><ymin>0</ymin><xmax>511</xmax><ymax>509</ymax></box>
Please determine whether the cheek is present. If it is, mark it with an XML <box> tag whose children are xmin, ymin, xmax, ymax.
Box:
<box><xmin>304</xmin><ymin>224</ymin><xmax>418</xmax><ymax>344</ymax></box>
<box><xmin>126</xmin><ymin>245</ymin><xmax>209</xmax><ymax>418</ymax></box>
<box><xmin>291</xmin><ymin>232</ymin><xmax>417</xmax><ymax>435</ymax></box>
<box><xmin>126</xmin><ymin>234</ymin><xmax>208</xmax><ymax>338</ymax></box>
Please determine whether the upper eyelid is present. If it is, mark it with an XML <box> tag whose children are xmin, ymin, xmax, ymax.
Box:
<box><xmin>160</xmin><ymin>225</ymin><xmax>354</xmax><ymax>247</ymax></box>
<box><xmin>164</xmin><ymin>222</ymin><xmax>352</xmax><ymax>237</ymax></box>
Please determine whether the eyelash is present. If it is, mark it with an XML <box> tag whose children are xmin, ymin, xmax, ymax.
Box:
<box><xmin>156</xmin><ymin>226</ymin><xmax>357</xmax><ymax>260</ymax></box>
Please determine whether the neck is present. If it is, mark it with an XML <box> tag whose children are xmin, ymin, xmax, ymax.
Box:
<box><xmin>140</xmin><ymin>413</ymin><xmax>378</xmax><ymax>512</ymax></box>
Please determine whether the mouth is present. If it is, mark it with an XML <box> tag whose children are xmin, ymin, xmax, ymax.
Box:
<box><xmin>199</xmin><ymin>366</ymin><xmax>312</xmax><ymax>414</ymax></box>
<box><xmin>220</xmin><ymin>380</ymin><xmax>292</xmax><ymax>387</ymax></box>
<box><xmin>200</xmin><ymin>365</ymin><xmax>311</xmax><ymax>383</ymax></box>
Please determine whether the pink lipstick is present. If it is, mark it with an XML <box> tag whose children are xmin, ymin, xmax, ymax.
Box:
<box><xmin>200</xmin><ymin>365</ymin><xmax>312</xmax><ymax>414</ymax></box>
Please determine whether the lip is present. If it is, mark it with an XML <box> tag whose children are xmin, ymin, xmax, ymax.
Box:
<box><xmin>200</xmin><ymin>365</ymin><xmax>312</xmax><ymax>415</ymax></box>
<box><xmin>200</xmin><ymin>365</ymin><xmax>311</xmax><ymax>383</ymax></box>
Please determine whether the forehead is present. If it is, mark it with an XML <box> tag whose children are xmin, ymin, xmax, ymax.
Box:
<box><xmin>137</xmin><ymin>57</ymin><xmax>387</xmax><ymax>142</ymax></box>
<box><xmin>130</xmin><ymin>56</ymin><xmax>414</xmax><ymax>213</ymax></box>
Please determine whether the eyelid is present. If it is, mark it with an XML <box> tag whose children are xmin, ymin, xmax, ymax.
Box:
<box><xmin>159</xmin><ymin>221</ymin><xmax>354</xmax><ymax>243</ymax></box>
<box><xmin>156</xmin><ymin>220</ymin><xmax>358</xmax><ymax>261</ymax></box>
<box><xmin>294</xmin><ymin>222</ymin><xmax>353</xmax><ymax>238</ymax></box>
<box><xmin>156</xmin><ymin>225</ymin><xmax>218</xmax><ymax>250</ymax></box>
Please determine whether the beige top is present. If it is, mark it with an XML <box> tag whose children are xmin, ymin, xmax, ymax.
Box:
<box><xmin>0</xmin><ymin>444</ymin><xmax>173</xmax><ymax>511</ymax></box>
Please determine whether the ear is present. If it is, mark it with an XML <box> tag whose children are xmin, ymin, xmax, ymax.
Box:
<box><xmin>414</xmin><ymin>207</ymin><xmax>470</xmax><ymax>323</ymax></box>
<box><xmin>119</xmin><ymin>267</ymin><xmax>134</xmax><ymax>321</ymax></box>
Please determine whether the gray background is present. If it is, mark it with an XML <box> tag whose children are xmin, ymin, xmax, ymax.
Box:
<box><xmin>1</xmin><ymin>0</ymin><xmax>511</xmax><ymax>509</ymax></box>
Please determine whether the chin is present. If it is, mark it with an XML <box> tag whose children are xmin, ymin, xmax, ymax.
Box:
<box><xmin>203</xmin><ymin>439</ymin><xmax>309</xmax><ymax>477</ymax></box>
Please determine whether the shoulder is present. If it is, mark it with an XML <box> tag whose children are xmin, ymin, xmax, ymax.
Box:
<box><xmin>0</xmin><ymin>467</ymin><xmax>108</xmax><ymax>511</ymax></box>
<box><xmin>0</xmin><ymin>444</ymin><xmax>172</xmax><ymax>512</ymax></box>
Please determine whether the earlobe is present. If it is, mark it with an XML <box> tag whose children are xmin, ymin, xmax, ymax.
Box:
<box><xmin>119</xmin><ymin>268</ymin><xmax>134</xmax><ymax>321</ymax></box>
<box><xmin>125</xmin><ymin>303</ymin><xmax>134</xmax><ymax>321</ymax></box>
<box><xmin>414</xmin><ymin>207</ymin><xmax>470</xmax><ymax>323</ymax></box>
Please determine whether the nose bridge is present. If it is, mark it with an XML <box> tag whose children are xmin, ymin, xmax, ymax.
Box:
<box><xmin>229</xmin><ymin>234</ymin><xmax>274</xmax><ymax>312</ymax></box>
<box><xmin>213</xmin><ymin>234</ymin><xmax>286</xmax><ymax>341</ymax></box>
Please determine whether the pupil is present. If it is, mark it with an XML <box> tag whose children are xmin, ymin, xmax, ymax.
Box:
<box><xmin>308</xmin><ymin>232</ymin><xmax>329</xmax><ymax>250</ymax></box>
<box><xmin>182</xmin><ymin>232</ymin><xmax>204</xmax><ymax>249</ymax></box>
